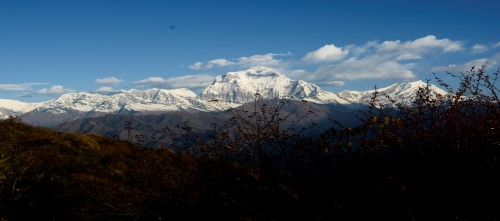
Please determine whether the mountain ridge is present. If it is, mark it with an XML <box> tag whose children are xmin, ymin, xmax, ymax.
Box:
<box><xmin>337</xmin><ymin>80</ymin><xmax>448</xmax><ymax>106</ymax></box>
<box><xmin>0</xmin><ymin>67</ymin><xmax>446</xmax><ymax>125</ymax></box>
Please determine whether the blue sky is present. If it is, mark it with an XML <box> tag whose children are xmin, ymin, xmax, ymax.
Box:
<box><xmin>1</xmin><ymin>0</ymin><xmax>499</xmax><ymax>102</ymax></box>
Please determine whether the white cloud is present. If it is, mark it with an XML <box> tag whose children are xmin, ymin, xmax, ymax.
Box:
<box><xmin>287</xmin><ymin>69</ymin><xmax>309</xmax><ymax>79</ymax></box>
<box><xmin>133</xmin><ymin>74</ymin><xmax>214</xmax><ymax>89</ymax></box>
<box><xmin>313</xmin><ymin>56</ymin><xmax>417</xmax><ymax>81</ymax></box>
<box><xmin>431</xmin><ymin>56</ymin><xmax>498</xmax><ymax>73</ymax></box>
<box><xmin>184</xmin><ymin>36</ymin><xmax>475</xmax><ymax>84</ymax></box>
<box><xmin>379</xmin><ymin>35</ymin><xmax>463</xmax><ymax>53</ymax></box>
<box><xmin>373</xmin><ymin>35</ymin><xmax>463</xmax><ymax>62</ymax></box>
<box><xmin>96</xmin><ymin>87</ymin><xmax>114</xmax><ymax>93</ymax></box>
<box><xmin>303</xmin><ymin>44</ymin><xmax>349</xmax><ymax>62</ymax></box>
<box><xmin>34</xmin><ymin>85</ymin><xmax>76</xmax><ymax>96</ymax></box>
<box><xmin>95</xmin><ymin>77</ymin><xmax>124</xmax><ymax>85</ymax></box>
<box><xmin>345</xmin><ymin>41</ymin><xmax>379</xmax><ymax>57</ymax></box>
<box><xmin>0</xmin><ymin>83</ymin><xmax>44</xmax><ymax>91</ymax></box>
<box><xmin>133</xmin><ymin>77</ymin><xmax>165</xmax><ymax>86</ymax></box>
<box><xmin>317</xmin><ymin>81</ymin><xmax>345</xmax><ymax>86</ymax></box>
<box><xmin>189</xmin><ymin>59</ymin><xmax>235</xmax><ymax>70</ymax></box>
<box><xmin>345</xmin><ymin>36</ymin><xmax>463</xmax><ymax>61</ymax></box>
<box><xmin>472</xmin><ymin>44</ymin><xmax>488</xmax><ymax>53</ymax></box>
<box><xmin>188</xmin><ymin>53</ymin><xmax>290</xmax><ymax>70</ymax></box>
<box><xmin>298</xmin><ymin>35</ymin><xmax>465</xmax><ymax>82</ymax></box>
<box><xmin>236</xmin><ymin>53</ymin><xmax>285</xmax><ymax>68</ymax></box>
<box><xmin>0</xmin><ymin>84</ymin><xmax>32</xmax><ymax>91</ymax></box>
<box><xmin>395</xmin><ymin>53</ymin><xmax>422</xmax><ymax>61</ymax></box>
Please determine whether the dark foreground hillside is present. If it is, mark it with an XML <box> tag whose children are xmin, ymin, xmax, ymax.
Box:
<box><xmin>1</xmin><ymin>115</ymin><xmax>500</xmax><ymax>220</ymax></box>
<box><xmin>1</xmin><ymin>65</ymin><xmax>500</xmax><ymax>220</ymax></box>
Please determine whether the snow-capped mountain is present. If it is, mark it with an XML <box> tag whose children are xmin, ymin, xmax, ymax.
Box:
<box><xmin>337</xmin><ymin>80</ymin><xmax>448</xmax><ymax>107</ymax></box>
<box><xmin>0</xmin><ymin>67</ymin><xmax>447</xmax><ymax>126</ymax></box>
<box><xmin>18</xmin><ymin>88</ymin><xmax>228</xmax><ymax>126</ymax></box>
<box><xmin>0</xmin><ymin>99</ymin><xmax>45</xmax><ymax>119</ymax></box>
<box><xmin>31</xmin><ymin>88</ymin><xmax>224</xmax><ymax>115</ymax></box>
<box><xmin>200</xmin><ymin>67</ymin><xmax>350</xmax><ymax>105</ymax></box>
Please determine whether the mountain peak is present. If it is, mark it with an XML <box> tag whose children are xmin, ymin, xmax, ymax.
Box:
<box><xmin>337</xmin><ymin>80</ymin><xmax>447</xmax><ymax>107</ymax></box>
<box><xmin>200</xmin><ymin>67</ymin><xmax>346</xmax><ymax>104</ymax></box>
<box><xmin>378</xmin><ymin>80</ymin><xmax>447</xmax><ymax>96</ymax></box>
<box><xmin>0</xmin><ymin>99</ymin><xmax>44</xmax><ymax>119</ymax></box>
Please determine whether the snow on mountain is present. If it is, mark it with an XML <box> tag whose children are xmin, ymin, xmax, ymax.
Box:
<box><xmin>0</xmin><ymin>67</ymin><xmax>449</xmax><ymax>125</ymax></box>
<box><xmin>0</xmin><ymin>99</ymin><xmax>45</xmax><ymax>119</ymax></box>
<box><xmin>337</xmin><ymin>80</ymin><xmax>448</xmax><ymax>107</ymax></box>
<box><xmin>200</xmin><ymin>66</ymin><xmax>350</xmax><ymax>105</ymax></box>
<box><xmin>32</xmin><ymin>88</ymin><xmax>224</xmax><ymax>114</ymax></box>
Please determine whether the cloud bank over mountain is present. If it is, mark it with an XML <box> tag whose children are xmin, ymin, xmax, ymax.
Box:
<box><xmin>187</xmin><ymin>35</ymin><xmax>498</xmax><ymax>88</ymax></box>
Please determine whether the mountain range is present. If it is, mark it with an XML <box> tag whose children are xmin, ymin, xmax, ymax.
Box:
<box><xmin>0</xmin><ymin>66</ymin><xmax>447</xmax><ymax>127</ymax></box>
